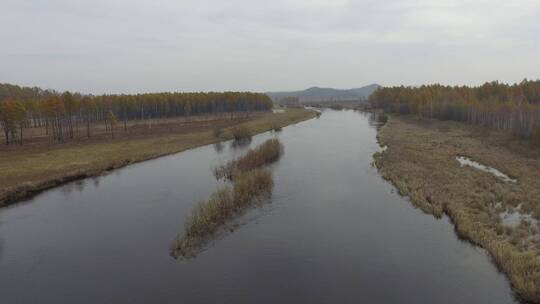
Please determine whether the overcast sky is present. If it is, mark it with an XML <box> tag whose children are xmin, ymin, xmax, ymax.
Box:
<box><xmin>1</xmin><ymin>0</ymin><xmax>539</xmax><ymax>94</ymax></box>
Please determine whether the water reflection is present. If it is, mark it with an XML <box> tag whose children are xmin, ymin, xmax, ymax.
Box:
<box><xmin>213</xmin><ymin>142</ymin><xmax>224</xmax><ymax>153</ymax></box>
<box><xmin>0</xmin><ymin>238</ymin><xmax>4</xmax><ymax>263</ymax></box>
<box><xmin>92</xmin><ymin>177</ymin><xmax>101</xmax><ymax>187</ymax></box>
<box><xmin>367</xmin><ymin>112</ymin><xmax>388</xmax><ymax>129</ymax></box>
<box><xmin>59</xmin><ymin>180</ymin><xmax>87</xmax><ymax>196</ymax></box>
<box><xmin>54</xmin><ymin>172</ymin><xmax>119</xmax><ymax>199</ymax></box>
<box><xmin>230</xmin><ymin>137</ymin><xmax>252</xmax><ymax>149</ymax></box>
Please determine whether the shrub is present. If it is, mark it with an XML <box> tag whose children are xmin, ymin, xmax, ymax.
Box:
<box><xmin>183</xmin><ymin>188</ymin><xmax>233</xmax><ymax>239</ymax></box>
<box><xmin>231</xmin><ymin>125</ymin><xmax>252</xmax><ymax>141</ymax></box>
<box><xmin>271</xmin><ymin>123</ymin><xmax>282</xmax><ymax>132</ymax></box>
<box><xmin>215</xmin><ymin>138</ymin><xmax>283</xmax><ymax>180</ymax></box>
<box><xmin>233</xmin><ymin>169</ymin><xmax>273</xmax><ymax>207</ymax></box>
<box><xmin>212</xmin><ymin>126</ymin><xmax>223</xmax><ymax>138</ymax></box>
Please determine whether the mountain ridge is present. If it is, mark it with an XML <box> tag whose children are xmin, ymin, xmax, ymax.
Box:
<box><xmin>266</xmin><ymin>84</ymin><xmax>380</xmax><ymax>103</ymax></box>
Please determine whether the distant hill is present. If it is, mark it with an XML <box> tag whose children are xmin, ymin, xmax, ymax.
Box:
<box><xmin>266</xmin><ymin>84</ymin><xmax>380</xmax><ymax>103</ymax></box>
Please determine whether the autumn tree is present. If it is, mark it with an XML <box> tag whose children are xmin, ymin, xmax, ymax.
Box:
<box><xmin>369</xmin><ymin>80</ymin><xmax>540</xmax><ymax>141</ymax></box>
<box><xmin>106</xmin><ymin>110</ymin><xmax>117</xmax><ymax>138</ymax></box>
<box><xmin>81</xmin><ymin>96</ymin><xmax>96</xmax><ymax>138</ymax></box>
<box><xmin>0</xmin><ymin>100</ymin><xmax>16</xmax><ymax>145</ymax></box>
<box><xmin>1</xmin><ymin>83</ymin><xmax>275</xmax><ymax>143</ymax></box>
<box><xmin>0</xmin><ymin>100</ymin><xmax>27</xmax><ymax>145</ymax></box>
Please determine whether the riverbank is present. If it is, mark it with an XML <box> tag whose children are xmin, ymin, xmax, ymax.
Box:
<box><xmin>374</xmin><ymin>115</ymin><xmax>540</xmax><ymax>303</ymax></box>
<box><xmin>0</xmin><ymin>108</ymin><xmax>316</xmax><ymax>207</ymax></box>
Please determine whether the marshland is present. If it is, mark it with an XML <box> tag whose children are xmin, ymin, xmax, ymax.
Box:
<box><xmin>374</xmin><ymin>115</ymin><xmax>540</xmax><ymax>302</ymax></box>
<box><xmin>0</xmin><ymin>109</ymin><xmax>521</xmax><ymax>303</ymax></box>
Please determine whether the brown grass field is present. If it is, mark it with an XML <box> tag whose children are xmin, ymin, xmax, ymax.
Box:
<box><xmin>0</xmin><ymin>108</ymin><xmax>316</xmax><ymax>207</ymax></box>
<box><xmin>374</xmin><ymin>115</ymin><xmax>540</xmax><ymax>303</ymax></box>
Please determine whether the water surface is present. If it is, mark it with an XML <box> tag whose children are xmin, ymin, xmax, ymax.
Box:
<box><xmin>0</xmin><ymin>110</ymin><xmax>519</xmax><ymax>303</ymax></box>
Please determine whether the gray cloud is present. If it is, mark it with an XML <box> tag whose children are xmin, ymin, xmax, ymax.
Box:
<box><xmin>1</xmin><ymin>0</ymin><xmax>539</xmax><ymax>94</ymax></box>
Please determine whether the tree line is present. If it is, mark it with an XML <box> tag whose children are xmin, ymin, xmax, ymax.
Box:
<box><xmin>369</xmin><ymin>79</ymin><xmax>540</xmax><ymax>141</ymax></box>
<box><xmin>0</xmin><ymin>83</ymin><xmax>273</xmax><ymax>145</ymax></box>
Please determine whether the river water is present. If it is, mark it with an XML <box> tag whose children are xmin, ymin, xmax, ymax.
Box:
<box><xmin>0</xmin><ymin>109</ymin><xmax>519</xmax><ymax>303</ymax></box>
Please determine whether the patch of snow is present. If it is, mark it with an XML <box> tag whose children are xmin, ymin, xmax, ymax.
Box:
<box><xmin>499</xmin><ymin>206</ymin><xmax>538</xmax><ymax>228</ymax></box>
<box><xmin>456</xmin><ymin>156</ymin><xmax>516</xmax><ymax>183</ymax></box>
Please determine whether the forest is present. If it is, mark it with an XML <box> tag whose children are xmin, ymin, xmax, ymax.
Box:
<box><xmin>369</xmin><ymin>79</ymin><xmax>540</xmax><ymax>141</ymax></box>
<box><xmin>0</xmin><ymin>83</ymin><xmax>273</xmax><ymax>145</ymax></box>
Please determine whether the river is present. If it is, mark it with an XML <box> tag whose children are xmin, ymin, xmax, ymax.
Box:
<box><xmin>0</xmin><ymin>109</ymin><xmax>519</xmax><ymax>303</ymax></box>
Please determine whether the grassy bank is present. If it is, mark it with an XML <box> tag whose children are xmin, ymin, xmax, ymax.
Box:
<box><xmin>171</xmin><ymin>138</ymin><xmax>285</xmax><ymax>258</ymax></box>
<box><xmin>374</xmin><ymin>115</ymin><xmax>540</xmax><ymax>303</ymax></box>
<box><xmin>0</xmin><ymin>108</ymin><xmax>315</xmax><ymax>207</ymax></box>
